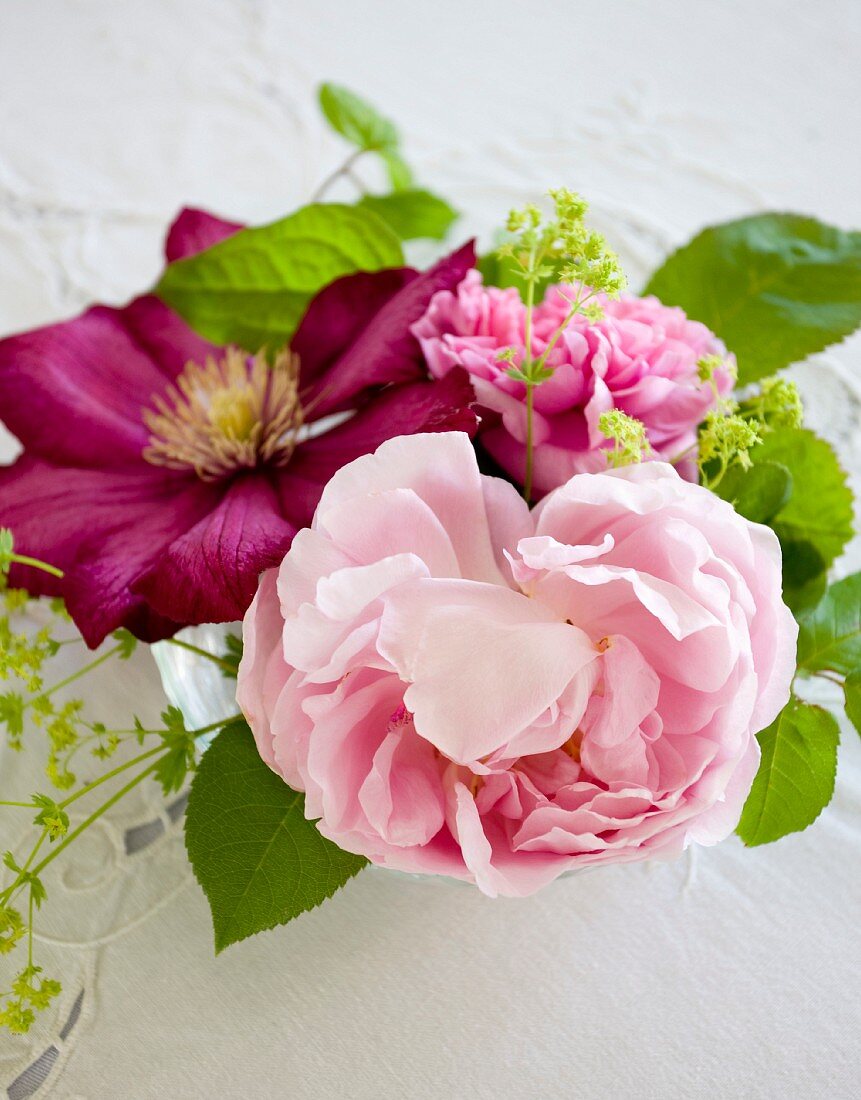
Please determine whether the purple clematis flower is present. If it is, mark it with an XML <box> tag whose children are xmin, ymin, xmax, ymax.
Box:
<box><xmin>0</xmin><ymin>209</ymin><xmax>477</xmax><ymax>646</ymax></box>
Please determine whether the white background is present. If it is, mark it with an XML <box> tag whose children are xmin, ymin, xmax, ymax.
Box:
<box><xmin>1</xmin><ymin>1</ymin><xmax>860</xmax><ymax>1097</ymax></box>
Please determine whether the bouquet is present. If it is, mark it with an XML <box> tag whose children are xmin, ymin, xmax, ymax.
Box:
<box><xmin>1</xmin><ymin>83</ymin><xmax>860</xmax><ymax>1034</ymax></box>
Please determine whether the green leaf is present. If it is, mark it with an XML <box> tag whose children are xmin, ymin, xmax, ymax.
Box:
<box><xmin>380</xmin><ymin>148</ymin><xmax>414</xmax><ymax>191</ymax></box>
<box><xmin>318</xmin><ymin>83</ymin><xmax>399</xmax><ymax>152</ymax></box>
<box><xmin>185</xmin><ymin>720</ymin><xmax>366</xmax><ymax>953</ymax></box>
<box><xmin>357</xmin><ymin>189</ymin><xmax>458</xmax><ymax>241</ymax></box>
<box><xmin>111</xmin><ymin>628</ymin><xmax>138</xmax><ymax>660</ymax></box>
<box><xmin>477</xmin><ymin>249</ymin><xmax>557</xmax><ymax>300</ymax></box>
<box><xmin>749</xmin><ymin>428</ymin><xmax>853</xmax><ymax>572</ymax></box>
<box><xmin>156</xmin><ymin>203</ymin><xmax>403</xmax><ymax>349</ymax></box>
<box><xmin>644</xmin><ymin>213</ymin><xmax>861</xmax><ymax>384</ymax></box>
<box><xmin>155</xmin><ymin>706</ymin><xmax>196</xmax><ymax>795</ymax></box>
<box><xmin>844</xmin><ymin>668</ymin><xmax>861</xmax><ymax>738</ymax></box>
<box><xmin>780</xmin><ymin>540</ymin><xmax>828</xmax><ymax>617</ymax></box>
<box><xmin>798</xmin><ymin>572</ymin><xmax>861</xmax><ymax>675</ymax></box>
<box><xmin>737</xmin><ymin>697</ymin><xmax>839</xmax><ymax>846</ymax></box>
<box><xmin>713</xmin><ymin>461</ymin><xmax>792</xmax><ymax>523</ymax></box>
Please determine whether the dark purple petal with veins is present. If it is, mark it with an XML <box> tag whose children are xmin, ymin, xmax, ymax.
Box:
<box><xmin>0</xmin><ymin>296</ymin><xmax>218</xmax><ymax>467</ymax></box>
<box><xmin>300</xmin><ymin>241</ymin><xmax>477</xmax><ymax>419</ymax></box>
<box><xmin>133</xmin><ymin>475</ymin><xmax>297</xmax><ymax>624</ymax></box>
<box><xmin>0</xmin><ymin>455</ymin><xmax>215</xmax><ymax>645</ymax></box>
<box><xmin>292</xmin><ymin>267</ymin><xmax>417</xmax><ymax>390</ymax></box>
<box><xmin>164</xmin><ymin>207</ymin><xmax>243</xmax><ymax>263</ymax></box>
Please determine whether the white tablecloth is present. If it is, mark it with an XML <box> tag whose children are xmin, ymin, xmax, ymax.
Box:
<box><xmin>1</xmin><ymin>2</ymin><xmax>860</xmax><ymax>1097</ymax></box>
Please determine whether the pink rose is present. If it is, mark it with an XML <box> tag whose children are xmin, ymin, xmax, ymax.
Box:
<box><xmin>412</xmin><ymin>271</ymin><xmax>735</xmax><ymax>495</ymax></box>
<box><xmin>238</xmin><ymin>433</ymin><xmax>795</xmax><ymax>897</ymax></box>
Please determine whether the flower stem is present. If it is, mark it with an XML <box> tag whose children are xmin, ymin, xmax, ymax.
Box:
<box><xmin>524</xmin><ymin>383</ymin><xmax>536</xmax><ymax>503</ymax></box>
<box><xmin>59</xmin><ymin>745</ymin><xmax>164</xmax><ymax>809</ymax></box>
<box><xmin>29</xmin><ymin>762</ymin><xmax>161</xmax><ymax>881</ymax></box>
<box><xmin>311</xmin><ymin>149</ymin><xmax>365</xmax><ymax>201</ymax></box>
<box><xmin>165</xmin><ymin>637</ymin><xmax>236</xmax><ymax>674</ymax></box>
<box><xmin>9</xmin><ymin>554</ymin><xmax>64</xmax><ymax>579</ymax></box>
<box><xmin>37</xmin><ymin>643</ymin><xmax>123</xmax><ymax>702</ymax></box>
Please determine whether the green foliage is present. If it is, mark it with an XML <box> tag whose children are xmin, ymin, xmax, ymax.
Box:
<box><xmin>644</xmin><ymin>213</ymin><xmax>861</xmax><ymax>384</ymax></box>
<box><xmin>154</xmin><ymin>706</ymin><xmax>197</xmax><ymax>796</ymax></box>
<box><xmin>0</xmin><ymin>529</ymin><xmax>13</xmax><ymax>574</ymax></box>
<box><xmin>357</xmin><ymin>189</ymin><xmax>458</xmax><ymax>241</ymax></box>
<box><xmin>318</xmin><ymin>83</ymin><xmax>414</xmax><ymax>191</ymax></box>
<box><xmin>697</xmin><ymin>411</ymin><xmax>762</xmax><ymax>486</ymax></box>
<box><xmin>111</xmin><ymin>628</ymin><xmax>138</xmax><ymax>660</ymax></box>
<box><xmin>844</xmin><ymin>668</ymin><xmax>861</xmax><ymax>738</ymax></box>
<box><xmin>31</xmin><ymin>794</ymin><xmax>69</xmax><ymax>841</ymax></box>
<box><xmin>156</xmin><ymin>203</ymin><xmax>403</xmax><ymax>350</ymax></box>
<box><xmin>599</xmin><ymin>410</ymin><xmax>652</xmax><ymax>468</ymax></box>
<box><xmin>185</xmin><ymin>720</ymin><xmax>366</xmax><ymax>953</ymax></box>
<box><xmin>319</xmin><ymin>82</ymin><xmax>399</xmax><ymax>153</ymax></box>
<box><xmin>797</xmin><ymin>573</ymin><xmax>861</xmax><ymax>675</ymax></box>
<box><xmin>713</xmin><ymin>461</ymin><xmax>792</xmax><ymax>524</ymax></box>
<box><xmin>748</xmin><ymin>428</ymin><xmax>853</xmax><ymax>610</ymax></box>
<box><xmin>220</xmin><ymin>633</ymin><xmax>243</xmax><ymax>680</ymax></box>
<box><xmin>737</xmin><ymin>698</ymin><xmax>839</xmax><ymax>846</ymax></box>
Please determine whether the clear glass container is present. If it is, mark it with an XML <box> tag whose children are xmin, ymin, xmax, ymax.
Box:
<box><xmin>151</xmin><ymin>623</ymin><xmax>240</xmax><ymax>748</ymax></box>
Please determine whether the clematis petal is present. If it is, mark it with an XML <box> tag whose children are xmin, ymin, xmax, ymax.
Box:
<box><xmin>273</xmin><ymin>372</ymin><xmax>477</xmax><ymax>532</ymax></box>
<box><xmin>301</xmin><ymin>242</ymin><xmax>476</xmax><ymax>418</ymax></box>
<box><xmin>0</xmin><ymin>295</ymin><xmax>218</xmax><ymax>466</ymax></box>
<box><xmin>164</xmin><ymin>207</ymin><xmax>242</xmax><ymax>262</ymax></box>
<box><xmin>134</xmin><ymin>475</ymin><xmax>297</xmax><ymax>625</ymax></box>
<box><xmin>0</xmin><ymin>455</ymin><xmax>215</xmax><ymax>645</ymax></box>
<box><xmin>292</xmin><ymin>267</ymin><xmax>417</xmax><ymax>391</ymax></box>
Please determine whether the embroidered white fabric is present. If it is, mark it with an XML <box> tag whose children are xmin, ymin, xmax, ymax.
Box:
<box><xmin>0</xmin><ymin>1</ymin><xmax>859</xmax><ymax>1096</ymax></box>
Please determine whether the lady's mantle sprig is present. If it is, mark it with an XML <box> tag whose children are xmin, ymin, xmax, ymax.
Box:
<box><xmin>496</xmin><ymin>189</ymin><xmax>626</xmax><ymax>500</ymax></box>
<box><xmin>0</xmin><ymin>529</ymin><xmax>239</xmax><ymax>1034</ymax></box>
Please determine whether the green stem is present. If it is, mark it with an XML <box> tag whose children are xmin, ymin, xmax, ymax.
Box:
<box><xmin>166</xmin><ymin>637</ymin><xmax>236</xmax><ymax>674</ymax></box>
<box><xmin>0</xmin><ymin>832</ymin><xmax>46</xmax><ymax>907</ymax></box>
<box><xmin>59</xmin><ymin>746</ymin><xmax>164</xmax><ymax>809</ymax></box>
<box><xmin>311</xmin><ymin>148</ymin><xmax>365</xmax><ymax>202</ymax></box>
<box><xmin>37</xmin><ymin>643</ymin><xmax>123</xmax><ymax>702</ymax></box>
<box><xmin>524</xmin><ymin>382</ymin><xmax>536</xmax><ymax>503</ymax></box>
<box><xmin>9</xmin><ymin>554</ymin><xmax>64</xmax><ymax>580</ymax></box>
<box><xmin>0</xmin><ymin>801</ymin><xmax>35</xmax><ymax>809</ymax></box>
<box><xmin>29</xmin><ymin>762</ymin><xmax>160</xmax><ymax>880</ymax></box>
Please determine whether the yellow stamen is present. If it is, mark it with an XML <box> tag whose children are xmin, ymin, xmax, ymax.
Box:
<box><xmin>142</xmin><ymin>347</ymin><xmax>303</xmax><ymax>481</ymax></box>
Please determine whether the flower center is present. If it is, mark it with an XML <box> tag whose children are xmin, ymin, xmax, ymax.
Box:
<box><xmin>142</xmin><ymin>348</ymin><xmax>303</xmax><ymax>481</ymax></box>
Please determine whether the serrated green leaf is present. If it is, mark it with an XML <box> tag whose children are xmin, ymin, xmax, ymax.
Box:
<box><xmin>156</xmin><ymin>203</ymin><xmax>403</xmax><ymax>349</ymax></box>
<box><xmin>185</xmin><ymin>720</ymin><xmax>366</xmax><ymax>953</ymax></box>
<box><xmin>749</xmin><ymin>428</ymin><xmax>853</xmax><ymax>572</ymax></box>
<box><xmin>644</xmin><ymin>213</ymin><xmax>861</xmax><ymax>384</ymax></box>
<box><xmin>357</xmin><ymin>189</ymin><xmax>458</xmax><ymax>241</ymax></box>
<box><xmin>714</xmin><ymin>461</ymin><xmax>792</xmax><ymax>523</ymax></box>
<box><xmin>844</xmin><ymin>668</ymin><xmax>861</xmax><ymax>738</ymax></box>
<box><xmin>797</xmin><ymin>572</ymin><xmax>861</xmax><ymax>675</ymax></box>
<box><xmin>318</xmin><ymin>83</ymin><xmax>399</xmax><ymax>152</ymax></box>
<box><xmin>737</xmin><ymin>697</ymin><xmax>839</xmax><ymax>846</ymax></box>
<box><xmin>780</xmin><ymin>539</ymin><xmax>828</xmax><ymax>617</ymax></box>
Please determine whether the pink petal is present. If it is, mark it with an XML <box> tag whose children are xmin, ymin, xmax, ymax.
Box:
<box><xmin>359</xmin><ymin>725</ymin><xmax>446</xmax><ymax>847</ymax></box>
<box><xmin>378</xmin><ymin>577</ymin><xmax>598</xmax><ymax>762</ymax></box>
<box><xmin>276</xmin><ymin>373</ymin><xmax>477</xmax><ymax>530</ymax></box>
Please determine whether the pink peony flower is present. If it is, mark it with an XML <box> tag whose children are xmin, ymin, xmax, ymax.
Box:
<box><xmin>238</xmin><ymin>432</ymin><xmax>796</xmax><ymax>897</ymax></box>
<box><xmin>412</xmin><ymin>271</ymin><xmax>735</xmax><ymax>495</ymax></box>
